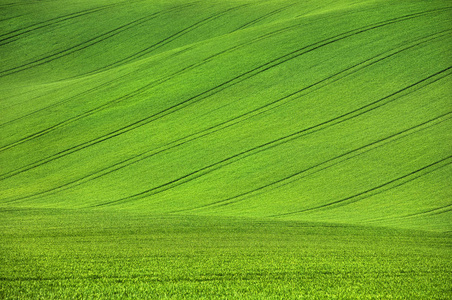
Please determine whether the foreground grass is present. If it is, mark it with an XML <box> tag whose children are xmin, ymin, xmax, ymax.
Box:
<box><xmin>1</xmin><ymin>209</ymin><xmax>451</xmax><ymax>299</ymax></box>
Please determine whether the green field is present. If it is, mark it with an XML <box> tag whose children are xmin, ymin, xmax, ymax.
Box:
<box><xmin>1</xmin><ymin>0</ymin><xmax>451</xmax><ymax>298</ymax></box>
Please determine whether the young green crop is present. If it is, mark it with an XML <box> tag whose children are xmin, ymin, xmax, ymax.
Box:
<box><xmin>0</xmin><ymin>0</ymin><xmax>450</xmax><ymax>298</ymax></box>
<box><xmin>1</xmin><ymin>210</ymin><xmax>451</xmax><ymax>299</ymax></box>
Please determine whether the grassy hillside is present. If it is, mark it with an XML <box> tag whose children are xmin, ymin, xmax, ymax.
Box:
<box><xmin>1</xmin><ymin>0</ymin><xmax>451</xmax><ymax>298</ymax></box>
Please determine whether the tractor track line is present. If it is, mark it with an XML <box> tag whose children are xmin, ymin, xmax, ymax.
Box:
<box><xmin>4</xmin><ymin>6</ymin><xmax>448</xmax><ymax>126</ymax></box>
<box><xmin>5</xmin><ymin>33</ymin><xmax>445</xmax><ymax>203</ymax></box>
<box><xmin>0</xmin><ymin>2</ymin><xmax>124</xmax><ymax>46</ymax></box>
<box><xmin>83</xmin><ymin>3</ymin><xmax>252</xmax><ymax>76</ymax></box>
<box><xmin>90</xmin><ymin>70</ymin><xmax>450</xmax><ymax>208</ymax></box>
<box><xmin>0</xmin><ymin>11</ymin><xmax>314</xmax><ymax>139</ymax></box>
<box><xmin>231</xmin><ymin>2</ymin><xmax>298</xmax><ymax>33</ymax></box>
<box><xmin>89</xmin><ymin>4</ymin><xmax>452</xmax><ymax>77</ymax></box>
<box><xmin>393</xmin><ymin>204</ymin><xmax>452</xmax><ymax>220</ymax></box>
<box><xmin>0</xmin><ymin>4</ymin><xmax>195</xmax><ymax>76</ymax></box>
<box><xmin>0</xmin><ymin>16</ymin><xmax>302</xmax><ymax>129</ymax></box>
<box><xmin>0</xmin><ymin>14</ymin><xmax>24</xmax><ymax>23</ymax></box>
<box><xmin>270</xmin><ymin>156</ymin><xmax>452</xmax><ymax>217</ymax></box>
<box><xmin>180</xmin><ymin>113</ymin><xmax>452</xmax><ymax>212</ymax></box>
<box><xmin>2</xmin><ymin>25</ymin><xmax>447</xmax><ymax>152</ymax></box>
<box><xmin>2</xmin><ymin>33</ymin><xmax>447</xmax><ymax>204</ymax></box>
<box><xmin>0</xmin><ymin>71</ymin><xmax>133</xmax><ymax>129</ymax></box>
<box><xmin>0</xmin><ymin>11</ymin><xmax>448</xmax><ymax>179</ymax></box>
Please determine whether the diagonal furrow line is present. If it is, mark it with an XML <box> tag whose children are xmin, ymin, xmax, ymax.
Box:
<box><xmin>231</xmin><ymin>2</ymin><xmax>298</xmax><ymax>33</ymax></box>
<box><xmin>0</xmin><ymin>11</ymin><xmax>311</xmax><ymax>145</ymax></box>
<box><xmin>91</xmin><ymin>68</ymin><xmax>451</xmax><ymax>208</ymax></box>
<box><xmin>1</xmin><ymin>8</ymin><xmax>447</xmax><ymax>142</ymax></box>
<box><xmin>0</xmin><ymin>4</ymin><xmax>255</xmax><ymax>136</ymax></box>
<box><xmin>0</xmin><ymin>10</ymin><xmax>448</xmax><ymax>180</ymax></box>
<box><xmin>5</xmin><ymin>32</ymin><xmax>442</xmax><ymax>203</ymax></box>
<box><xmin>0</xmin><ymin>2</ymin><xmax>123</xmax><ymax>46</ymax></box>
<box><xmin>3</xmin><ymin>33</ymin><xmax>448</xmax><ymax>204</ymax></box>
<box><xmin>426</xmin><ymin>207</ymin><xmax>452</xmax><ymax>216</ymax></box>
<box><xmin>85</xmin><ymin>3</ymin><xmax>252</xmax><ymax>75</ymax></box>
<box><xmin>0</xmin><ymin>4</ymin><xmax>195</xmax><ymax>77</ymax></box>
<box><xmin>0</xmin><ymin>3</ymin><xmax>17</xmax><ymax>8</ymax></box>
<box><xmin>0</xmin><ymin>71</ymin><xmax>133</xmax><ymax>129</ymax></box>
<box><xmin>0</xmin><ymin>15</ymin><xmax>152</xmax><ymax>74</ymax></box>
<box><xmin>0</xmin><ymin>61</ymin><xmax>165</xmax><ymax>150</ymax></box>
<box><xmin>270</xmin><ymin>156</ymin><xmax>452</xmax><ymax>218</ymax></box>
<box><xmin>396</xmin><ymin>204</ymin><xmax>452</xmax><ymax>219</ymax></box>
<box><xmin>0</xmin><ymin>14</ymin><xmax>24</xmax><ymax>24</ymax></box>
<box><xmin>4</xmin><ymin>25</ymin><xmax>446</xmax><ymax>153</ymax></box>
<box><xmin>180</xmin><ymin>113</ymin><xmax>452</xmax><ymax>212</ymax></box>
<box><xmin>81</xmin><ymin>6</ymin><xmax>452</xmax><ymax>76</ymax></box>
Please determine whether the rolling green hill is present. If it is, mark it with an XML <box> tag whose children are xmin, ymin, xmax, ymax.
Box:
<box><xmin>1</xmin><ymin>0</ymin><xmax>451</xmax><ymax>298</ymax></box>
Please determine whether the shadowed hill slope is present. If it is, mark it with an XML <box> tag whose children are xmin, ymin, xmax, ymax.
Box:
<box><xmin>0</xmin><ymin>0</ymin><xmax>451</xmax><ymax>231</ymax></box>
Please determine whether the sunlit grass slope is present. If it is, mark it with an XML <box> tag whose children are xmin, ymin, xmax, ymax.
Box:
<box><xmin>1</xmin><ymin>0</ymin><xmax>450</xmax><ymax>231</ymax></box>
<box><xmin>1</xmin><ymin>0</ymin><xmax>451</xmax><ymax>298</ymax></box>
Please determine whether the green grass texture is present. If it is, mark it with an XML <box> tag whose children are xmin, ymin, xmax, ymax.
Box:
<box><xmin>1</xmin><ymin>0</ymin><xmax>451</xmax><ymax>298</ymax></box>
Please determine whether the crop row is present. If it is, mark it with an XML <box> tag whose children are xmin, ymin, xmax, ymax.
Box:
<box><xmin>1</xmin><ymin>8</ymin><xmax>448</xmax><ymax>181</ymax></box>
